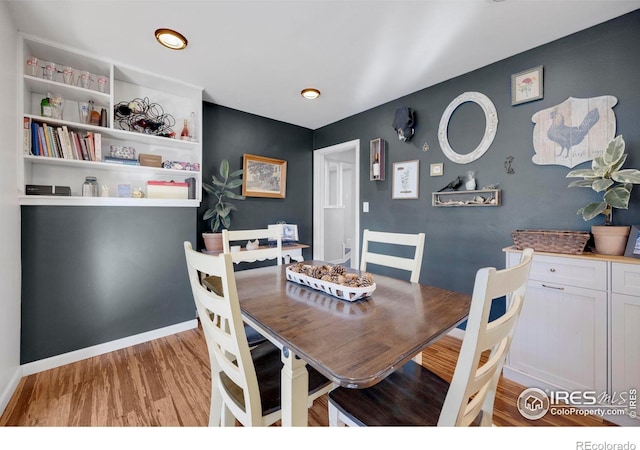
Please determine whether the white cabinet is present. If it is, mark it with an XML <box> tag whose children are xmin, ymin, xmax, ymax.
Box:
<box><xmin>611</xmin><ymin>263</ymin><xmax>640</xmax><ymax>396</ymax></box>
<box><xmin>18</xmin><ymin>33</ymin><xmax>202</xmax><ymax>207</ymax></box>
<box><xmin>505</xmin><ymin>252</ymin><xmax>607</xmax><ymax>393</ymax></box>
<box><xmin>505</xmin><ymin>249</ymin><xmax>640</xmax><ymax>426</ymax></box>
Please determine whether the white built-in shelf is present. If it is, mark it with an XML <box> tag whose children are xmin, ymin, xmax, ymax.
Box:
<box><xmin>19</xmin><ymin>33</ymin><xmax>203</xmax><ymax>207</ymax></box>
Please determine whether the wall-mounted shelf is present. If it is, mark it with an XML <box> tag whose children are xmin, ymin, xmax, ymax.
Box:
<box><xmin>432</xmin><ymin>189</ymin><xmax>501</xmax><ymax>207</ymax></box>
<box><xmin>370</xmin><ymin>138</ymin><xmax>385</xmax><ymax>181</ymax></box>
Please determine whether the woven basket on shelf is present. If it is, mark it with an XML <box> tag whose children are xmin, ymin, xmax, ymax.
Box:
<box><xmin>511</xmin><ymin>229</ymin><xmax>591</xmax><ymax>255</ymax></box>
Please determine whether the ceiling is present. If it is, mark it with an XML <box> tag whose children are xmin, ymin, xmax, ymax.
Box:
<box><xmin>6</xmin><ymin>0</ymin><xmax>640</xmax><ymax>130</ymax></box>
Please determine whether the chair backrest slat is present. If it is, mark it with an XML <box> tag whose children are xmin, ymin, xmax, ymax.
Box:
<box><xmin>223</xmin><ymin>226</ymin><xmax>283</xmax><ymax>265</ymax></box>
<box><xmin>360</xmin><ymin>229</ymin><xmax>425</xmax><ymax>283</ymax></box>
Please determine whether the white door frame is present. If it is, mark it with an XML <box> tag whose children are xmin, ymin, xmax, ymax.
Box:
<box><xmin>313</xmin><ymin>139</ymin><xmax>360</xmax><ymax>269</ymax></box>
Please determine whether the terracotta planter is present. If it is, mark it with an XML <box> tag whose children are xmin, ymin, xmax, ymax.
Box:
<box><xmin>202</xmin><ymin>232</ymin><xmax>223</xmax><ymax>253</ymax></box>
<box><xmin>591</xmin><ymin>225</ymin><xmax>630</xmax><ymax>256</ymax></box>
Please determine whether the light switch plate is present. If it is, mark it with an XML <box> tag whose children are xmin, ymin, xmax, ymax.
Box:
<box><xmin>363</xmin><ymin>202</ymin><xmax>369</xmax><ymax>212</ymax></box>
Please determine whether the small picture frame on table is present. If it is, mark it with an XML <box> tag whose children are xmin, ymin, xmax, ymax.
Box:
<box><xmin>623</xmin><ymin>225</ymin><xmax>640</xmax><ymax>258</ymax></box>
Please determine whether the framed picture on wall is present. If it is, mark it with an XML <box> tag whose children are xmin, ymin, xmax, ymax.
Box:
<box><xmin>511</xmin><ymin>65</ymin><xmax>543</xmax><ymax>105</ymax></box>
<box><xmin>392</xmin><ymin>160</ymin><xmax>419</xmax><ymax>199</ymax></box>
<box><xmin>242</xmin><ymin>154</ymin><xmax>287</xmax><ymax>198</ymax></box>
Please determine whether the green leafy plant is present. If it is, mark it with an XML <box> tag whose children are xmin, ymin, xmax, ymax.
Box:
<box><xmin>567</xmin><ymin>135</ymin><xmax>640</xmax><ymax>225</ymax></box>
<box><xmin>203</xmin><ymin>159</ymin><xmax>245</xmax><ymax>232</ymax></box>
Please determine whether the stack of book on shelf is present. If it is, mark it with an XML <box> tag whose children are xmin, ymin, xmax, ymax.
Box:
<box><xmin>27</xmin><ymin>118</ymin><xmax>102</xmax><ymax>162</ymax></box>
<box><xmin>103</xmin><ymin>145</ymin><xmax>140</xmax><ymax>166</ymax></box>
<box><xmin>146</xmin><ymin>181</ymin><xmax>189</xmax><ymax>199</ymax></box>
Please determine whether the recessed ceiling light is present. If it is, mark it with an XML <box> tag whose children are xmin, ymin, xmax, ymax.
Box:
<box><xmin>301</xmin><ymin>88</ymin><xmax>321</xmax><ymax>100</ymax></box>
<box><xmin>155</xmin><ymin>28</ymin><xmax>188</xmax><ymax>50</ymax></box>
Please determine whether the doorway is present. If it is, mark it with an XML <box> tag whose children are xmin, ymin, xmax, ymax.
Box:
<box><xmin>313</xmin><ymin>140</ymin><xmax>360</xmax><ymax>269</ymax></box>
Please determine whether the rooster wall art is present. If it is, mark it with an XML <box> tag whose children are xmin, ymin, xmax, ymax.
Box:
<box><xmin>531</xmin><ymin>95</ymin><xmax>617</xmax><ymax>168</ymax></box>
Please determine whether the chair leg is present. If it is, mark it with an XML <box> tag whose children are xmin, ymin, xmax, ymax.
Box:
<box><xmin>221</xmin><ymin>403</ymin><xmax>236</xmax><ymax>427</ymax></box>
<box><xmin>328</xmin><ymin>401</ymin><xmax>340</xmax><ymax>426</ymax></box>
<box><xmin>208</xmin><ymin>381</ymin><xmax>222</xmax><ymax>426</ymax></box>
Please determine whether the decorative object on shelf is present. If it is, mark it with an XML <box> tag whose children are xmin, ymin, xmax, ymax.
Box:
<box><xmin>430</xmin><ymin>163</ymin><xmax>443</xmax><ymax>177</ymax></box>
<box><xmin>511</xmin><ymin>65</ymin><xmax>543</xmax><ymax>106</ymax></box>
<box><xmin>242</xmin><ymin>153</ymin><xmax>287</xmax><ymax>198</ymax></box>
<box><xmin>392</xmin><ymin>106</ymin><xmax>415</xmax><ymax>142</ymax></box>
<box><xmin>370</xmin><ymin>138</ymin><xmax>385</xmax><ymax>181</ymax></box>
<box><xmin>532</xmin><ymin>95</ymin><xmax>617</xmax><ymax>167</ymax></box>
<box><xmin>465</xmin><ymin>170</ymin><xmax>476</xmax><ymax>190</ymax></box>
<box><xmin>113</xmin><ymin>97</ymin><xmax>176</xmax><ymax>138</ymax></box>
<box><xmin>432</xmin><ymin>188</ymin><xmax>501</xmax><ymax>207</ymax></box>
<box><xmin>511</xmin><ymin>229</ymin><xmax>590</xmax><ymax>255</ymax></box>
<box><xmin>43</xmin><ymin>61</ymin><xmax>57</xmax><ymax>81</ymax></box>
<box><xmin>437</xmin><ymin>175</ymin><xmax>463</xmax><ymax>192</ymax></box>
<box><xmin>202</xmin><ymin>159</ymin><xmax>245</xmax><ymax>252</ymax></box>
<box><xmin>286</xmin><ymin>262</ymin><xmax>376</xmax><ymax>302</ymax></box>
<box><xmin>117</xmin><ymin>183</ymin><xmax>132</xmax><ymax>198</ymax></box>
<box><xmin>245</xmin><ymin>239</ymin><xmax>259</xmax><ymax>250</ymax></box>
<box><xmin>138</xmin><ymin>153</ymin><xmax>162</xmax><ymax>168</ymax></box>
<box><xmin>97</xmin><ymin>75</ymin><xmax>108</xmax><ymax>93</ymax></box>
<box><xmin>81</xmin><ymin>176</ymin><xmax>98</xmax><ymax>197</ymax></box>
<box><xmin>623</xmin><ymin>225</ymin><xmax>640</xmax><ymax>259</ymax></box>
<box><xmin>180</xmin><ymin>119</ymin><xmax>189</xmax><ymax>140</ymax></box>
<box><xmin>505</xmin><ymin>156</ymin><xmax>515</xmax><ymax>174</ymax></box>
<box><xmin>25</xmin><ymin>55</ymin><xmax>38</xmax><ymax>76</ymax></box>
<box><xmin>62</xmin><ymin>66</ymin><xmax>74</xmax><ymax>85</ymax></box>
<box><xmin>78</xmin><ymin>70</ymin><xmax>92</xmax><ymax>89</ymax></box>
<box><xmin>162</xmin><ymin>160</ymin><xmax>200</xmax><ymax>171</ymax></box>
<box><xmin>392</xmin><ymin>160</ymin><xmax>419</xmax><ymax>199</ymax></box>
<box><xmin>110</xmin><ymin>145</ymin><xmax>136</xmax><ymax>159</ymax></box>
<box><xmin>438</xmin><ymin>91</ymin><xmax>498</xmax><ymax>164</ymax></box>
<box><xmin>40</xmin><ymin>93</ymin><xmax>52</xmax><ymax>118</ymax></box>
<box><xmin>89</xmin><ymin>100</ymin><xmax>100</xmax><ymax>125</ymax></box>
<box><xmin>566</xmin><ymin>135</ymin><xmax>640</xmax><ymax>255</ymax></box>
<box><xmin>78</xmin><ymin>101</ymin><xmax>89</xmax><ymax>124</ymax></box>
<box><xmin>132</xmin><ymin>187</ymin><xmax>144</xmax><ymax>198</ymax></box>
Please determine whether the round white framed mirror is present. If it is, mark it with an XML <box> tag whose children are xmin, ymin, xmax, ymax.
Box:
<box><xmin>438</xmin><ymin>91</ymin><xmax>498</xmax><ymax>164</ymax></box>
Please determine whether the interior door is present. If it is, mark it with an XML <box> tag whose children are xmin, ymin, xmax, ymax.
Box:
<box><xmin>313</xmin><ymin>140</ymin><xmax>359</xmax><ymax>268</ymax></box>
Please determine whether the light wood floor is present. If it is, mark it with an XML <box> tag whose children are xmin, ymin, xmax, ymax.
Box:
<box><xmin>0</xmin><ymin>326</ymin><xmax>615</xmax><ymax>427</ymax></box>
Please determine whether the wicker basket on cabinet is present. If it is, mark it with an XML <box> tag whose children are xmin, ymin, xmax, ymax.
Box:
<box><xmin>511</xmin><ymin>229</ymin><xmax>591</xmax><ymax>255</ymax></box>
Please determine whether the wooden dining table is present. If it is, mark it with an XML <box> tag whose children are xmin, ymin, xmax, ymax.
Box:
<box><xmin>234</xmin><ymin>261</ymin><xmax>472</xmax><ymax>426</ymax></box>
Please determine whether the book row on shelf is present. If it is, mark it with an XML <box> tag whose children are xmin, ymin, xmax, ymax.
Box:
<box><xmin>25</xmin><ymin>117</ymin><xmax>103</xmax><ymax>162</ymax></box>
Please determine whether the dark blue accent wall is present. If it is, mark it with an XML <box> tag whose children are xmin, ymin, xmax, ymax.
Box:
<box><xmin>21</xmin><ymin>206</ymin><xmax>196</xmax><ymax>364</ymax></box>
<box><xmin>198</xmin><ymin>103</ymin><xmax>314</xmax><ymax>258</ymax></box>
<box><xmin>313</xmin><ymin>10</ymin><xmax>640</xmax><ymax>296</ymax></box>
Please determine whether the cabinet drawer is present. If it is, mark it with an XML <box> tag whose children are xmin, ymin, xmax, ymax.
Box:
<box><xmin>611</xmin><ymin>262</ymin><xmax>640</xmax><ymax>296</ymax></box>
<box><xmin>507</xmin><ymin>252</ymin><xmax>607</xmax><ymax>291</ymax></box>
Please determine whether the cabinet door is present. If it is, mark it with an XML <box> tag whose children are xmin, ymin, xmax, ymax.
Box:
<box><xmin>508</xmin><ymin>280</ymin><xmax>607</xmax><ymax>393</ymax></box>
<box><xmin>611</xmin><ymin>293</ymin><xmax>640</xmax><ymax>394</ymax></box>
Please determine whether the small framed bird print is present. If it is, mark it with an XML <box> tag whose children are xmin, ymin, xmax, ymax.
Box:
<box><xmin>511</xmin><ymin>66</ymin><xmax>543</xmax><ymax>106</ymax></box>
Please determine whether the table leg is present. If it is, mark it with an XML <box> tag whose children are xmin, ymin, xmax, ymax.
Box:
<box><xmin>281</xmin><ymin>347</ymin><xmax>309</xmax><ymax>426</ymax></box>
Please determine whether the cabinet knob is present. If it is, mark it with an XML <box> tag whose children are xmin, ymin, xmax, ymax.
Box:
<box><xmin>549</xmin><ymin>268</ymin><xmax>556</xmax><ymax>272</ymax></box>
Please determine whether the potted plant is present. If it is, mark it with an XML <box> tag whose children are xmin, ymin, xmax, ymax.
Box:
<box><xmin>202</xmin><ymin>159</ymin><xmax>245</xmax><ymax>252</ymax></box>
<box><xmin>566</xmin><ymin>135</ymin><xmax>640</xmax><ymax>255</ymax></box>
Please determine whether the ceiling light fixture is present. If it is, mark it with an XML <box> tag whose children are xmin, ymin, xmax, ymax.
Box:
<box><xmin>155</xmin><ymin>28</ymin><xmax>188</xmax><ymax>50</ymax></box>
<box><xmin>301</xmin><ymin>88</ymin><xmax>321</xmax><ymax>100</ymax></box>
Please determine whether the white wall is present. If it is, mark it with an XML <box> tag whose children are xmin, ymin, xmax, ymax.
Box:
<box><xmin>0</xmin><ymin>2</ymin><xmax>22</xmax><ymax>415</ymax></box>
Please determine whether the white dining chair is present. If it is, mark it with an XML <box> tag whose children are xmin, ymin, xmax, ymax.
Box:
<box><xmin>220</xmin><ymin>226</ymin><xmax>284</xmax><ymax>347</ymax></box>
<box><xmin>328</xmin><ymin>248</ymin><xmax>534</xmax><ymax>427</ymax></box>
<box><xmin>360</xmin><ymin>229</ymin><xmax>425</xmax><ymax>283</ymax></box>
<box><xmin>222</xmin><ymin>225</ymin><xmax>283</xmax><ymax>265</ymax></box>
<box><xmin>184</xmin><ymin>242</ymin><xmax>331</xmax><ymax>426</ymax></box>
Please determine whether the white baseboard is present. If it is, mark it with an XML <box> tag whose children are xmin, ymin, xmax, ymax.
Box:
<box><xmin>21</xmin><ymin>319</ymin><xmax>198</xmax><ymax>376</ymax></box>
<box><xmin>0</xmin><ymin>366</ymin><xmax>23</xmax><ymax>417</ymax></box>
